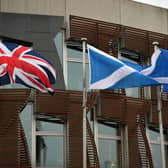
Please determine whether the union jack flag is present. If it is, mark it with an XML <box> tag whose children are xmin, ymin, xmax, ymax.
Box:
<box><xmin>0</xmin><ymin>41</ymin><xmax>56</xmax><ymax>93</ymax></box>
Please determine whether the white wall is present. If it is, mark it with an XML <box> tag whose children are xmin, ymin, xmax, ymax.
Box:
<box><xmin>66</xmin><ymin>0</ymin><xmax>168</xmax><ymax>34</ymax></box>
<box><xmin>120</xmin><ymin>0</ymin><xmax>168</xmax><ymax>34</ymax></box>
<box><xmin>1</xmin><ymin>0</ymin><xmax>168</xmax><ymax>34</ymax></box>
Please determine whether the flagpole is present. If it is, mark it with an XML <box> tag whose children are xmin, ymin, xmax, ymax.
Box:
<box><xmin>152</xmin><ymin>41</ymin><xmax>166</xmax><ymax>168</ymax></box>
<box><xmin>81</xmin><ymin>37</ymin><xmax>87</xmax><ymax>168</ymax></box>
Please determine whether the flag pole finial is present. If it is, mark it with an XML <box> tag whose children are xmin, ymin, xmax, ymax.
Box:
<box><xmin>152</xmin><ymin>41</ymin><xmax>159</xmax><ymax>51</ymax></box>
<box><xmin>81</xmin><ymin>37</ymin><xmax>87</xmax><ymax>41</ymax></box>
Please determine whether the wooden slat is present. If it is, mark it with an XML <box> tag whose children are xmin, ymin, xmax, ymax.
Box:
<box><xmin>70</xmin><ymin>15</ymin><xmax>168</xmax><ymax>60</ymax></box>
<box><xmin>0</xmin><ymin>89</ymin><xmax>31</xmax><ymax>167</ymax></box>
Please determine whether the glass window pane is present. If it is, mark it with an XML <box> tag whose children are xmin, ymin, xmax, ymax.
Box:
<box><xmin>36</xmin><ymin>115</ymin><xmax>64</xmax><ymax>132</ymax></box>
<box><xmin>151</xmin><ymin>144</ymin><xmax>162</xmax><ymax>168</ymax></box>
<box><xmin>98</xmin><ymin>123</ymin><xmax>119</xmax><ymax>136</ymax></box>
<box><xmin>149</xmin><ymin>128</ymin><xmax>168</xmax><ymax>168</ymax></box>
<box><xmin>149</xmin><ymin>129</ymin><xmax>160</xmax><ymax>141</ymax></box>
<box><xmin>125</xmin><ymin>87</ymin><xmax>139</xmax><ymax>98</ymax></box>
<box><xmin>20</xmin><ymin>104</ymin><xmax>32</xmax><ymax>156</ymax></box>
<box><xmin>36</xmin><ymin>136</ymin><xmax>64</xmax><ymax>168</ymax></box>
<box><xmin>98</xmin><ymin>139</ymin><xmax>121</xmax><ymax>168</ymax></box>
<box><xmin>67</xmin><ymin>48</ymin><xmax>83</xmax><ymax>59</ymax></box>
<box><xmin>67</xmin><ymin>62</ymin><xmax>89</xmax><ymax>90</ymax></box>
<box><xmin>37</xmin><ymin>120</ymin><xmax>64</xmax><ymax>132</ymax></box>
<box><xmin>54</xmin><ymin>32</ymin><xmax>63</xmax><ymax>65</ymax></box>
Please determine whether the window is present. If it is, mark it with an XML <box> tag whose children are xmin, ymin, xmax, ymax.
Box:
<box><xmin>87</xmin><ymin>109</ymin><xmax>125</xmax><ymax>168</ymax></box>
<box><xmin>21</xmin><ymin>103</ymin><xmax>66</xmax><ymax>168</ymax></box>
<box><xmin>20</xmin><ymin>104</ymin><xmax>32</xmax><ymax>156</ymax></box>
<box><xmin>55</xmin><ymin>31</ymin><xmax>90</xmax><ymax>91</ymax></box>
<box><xmin>66</xmin><ymin>47</ymin><xmax>89</xmax><ymax>91</ymax></box>
<box><xmin>148</xmin><ymin>127</ymin><xmax>168</xmax><ymax>168</ymax></box>
<box><xmin>36</xmin><ymin>115</ymin><xmax>65</xmax><ymax>168</ymax></box>
<box><xmin>98</xmin><ymin>121</ymin><xmax>122</xmax><ymax>168</ymax></box>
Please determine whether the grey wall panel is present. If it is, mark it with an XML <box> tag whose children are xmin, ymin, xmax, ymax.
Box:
<box><xmin>0</xmin><ymin>13</ymin><xmax>65</xmax><ymax>90</ymax></box>
<box><xmin>1</xmin><ymin>0</ymin><xmax>65</xmax><ymax>16</ymax></box>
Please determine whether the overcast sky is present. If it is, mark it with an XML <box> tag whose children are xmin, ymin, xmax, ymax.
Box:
<box><xmin>132</xmin><ymin>0</ymin><xmax>168</xmax><ymax>9</ymax></box>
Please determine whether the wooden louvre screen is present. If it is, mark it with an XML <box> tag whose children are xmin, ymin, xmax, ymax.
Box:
<box><xmin>36</xmin><ymin>90</ymin><xmax>83</xmax><ymax>167</ymax></box>
<box><xmin>70</xmin><ymin>15</ymin><xmax>99</xmax><ymax>47</ymax></box>
<box><xmin>86</xmin><ymin>91</ymin><xmax>100</xmax><ymax>168</ymax></box>
<box><xmin>137</xmin><ymin>115</ymin><xmax>153</xmax><ymax>168</ymax></box>
<box><xmin>36</xmin><ymin>90</ymin><xmax>70</xmax><ymax>119</ymax></box>
<box><xmin>98</xmin><ymin>91</ymin><xmax>125</xmax><ymax>121</ymax></box>
<box><xmin>36</xmin><ymin>90</ymin><xmax>100</xmax><ymax>168</ymax></box>
<box><xmin>38</xmin><ymin>91</ymin><xmax>152</xmax><ymax>168</ymax></box>
<box><xmin>0</xmin><ymin>89</ymin><xmax>32</xmax><ymax>167</ymax></box>
<box><xmin>125</xmin><ymin>98</ymin><xmax>153</xmax><ymax>168</ymax></box>
<box><xmin>1</xmin><ymin>88</ymin><xmax>167</xmax><ymax>167</ymax></box>
<box><xmin>86</xmin><ymin>118</ymin><xmax>100</xmax><ymax>168</ymax></box>
<box><xmin>70</xmin><ymin>15</ymin><xmax>168</xmax><ymax>59</ymax></box>
<box><xmin>70</xmin><ymin>15</ymin><xmax>168</xmax><ymax>127</ymax></box>
<box><xmin>66</xmin><ymin>91</ymin><xmax>84</xmax><ymax>168</ymax></box>
<box><xmin>123</xmin><ymin>26</ymin><xmax>148</xmax><ymax>60</ymax></box>
<box><xmin>70</xmin><ymin>15</ymin><xmax>121</xmax><ymax>56</ymax></box>
<box><xmin>99</xmin><ymin>91</ymin><xmax>153</xmax><ymax>168</ymax></box>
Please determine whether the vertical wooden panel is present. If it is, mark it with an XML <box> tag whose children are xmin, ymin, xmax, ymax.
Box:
<box><xmin>70</xmin><ymin>15</ymin><xmax>168</xmax><ymax>59</ymax></box>
<box><xmin>123</xmin><ymin>26</ymin><xmax>148</xmax><ymax>58</ymax></box>
<box><xmin>0</xmin><ymin>89</ymin><xmax>31</xmax><ymax>167</ymax></box>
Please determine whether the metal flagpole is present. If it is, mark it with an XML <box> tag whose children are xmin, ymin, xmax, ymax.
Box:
<box><xmin>31</xmin><ymin>89</ymin><xmax>37</xmax><ymax>168</ymax></box>
<box><xmin>81</xmin><ymin>37</ymin><xmax>87</xmax><ymax>168</ymax></box>
<box><xmin>153</xmin><ymin>41</ymin><xmax>166</xmax><ymax>168</ymax></box>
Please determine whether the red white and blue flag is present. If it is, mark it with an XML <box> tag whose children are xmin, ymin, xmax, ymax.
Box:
<box><xmin>0</xmin><ymin>41</ymin><xmax>56</xmax><ymax>93</ymax></box>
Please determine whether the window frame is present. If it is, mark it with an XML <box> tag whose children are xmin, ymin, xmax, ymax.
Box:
<box><xmin>31</xmin><ymin>102</ymin><xmax>67</xmax><ymax>168</ymax></box>
<box><xmin>147</xmin><ymin>126</ymin><xmax>168</xmax><ymax>167</ymax></box>
<box><xmin>87</xmin><ymin>107</ymin><xmax>128</xmax><ymax>168</ymax></box>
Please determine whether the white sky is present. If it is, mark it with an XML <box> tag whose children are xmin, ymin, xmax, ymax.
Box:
<box><xmin>132</xmin><ymin>0</ymin><xmax>168</xmax><ymax>9</ymax></box>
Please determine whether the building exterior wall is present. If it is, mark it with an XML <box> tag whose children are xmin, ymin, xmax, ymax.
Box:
<box><xmin>0</xmin><ymin>0</ymin><xmax>168</xmax><ymax>168</ymax></box>
<box><xmin>1</xmin><ymin>0</ymin><xmax>168</xmax><ymax>34</ymax></box>
<box><xmin>66</xmin><ymin>0</ymin><xmax>168</xmax><ymax>34</ymax></box>
<box><xmin>0</xmin><ymin>0</ymin><xmax>66</xmax><ymax>16</ymax></box>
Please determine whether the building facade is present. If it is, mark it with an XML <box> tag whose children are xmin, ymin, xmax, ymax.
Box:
<box><xmin>0</xmin><ymin>0</ymin><xmax>168</xmax><ymax>168</ymax></box>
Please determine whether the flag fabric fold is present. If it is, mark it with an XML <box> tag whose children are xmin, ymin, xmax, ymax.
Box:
<box><xmin>87</xmin><ymin>45</ymin><xmax>159</xmax><ymax>90</ymax></box>
<box><xmin>0</xmin><ymin>41</ymin><xmax>56</xmax><ymax>93</ymax></box>
<box><xmin>141</xmin><ymin>48</ymin><xmax>168</xmax><ymax>84</ymax></box>
<box><xmin>141</xmin><ymin>48</ymin><xmax>168</xmax><ymax>92</ymax></box>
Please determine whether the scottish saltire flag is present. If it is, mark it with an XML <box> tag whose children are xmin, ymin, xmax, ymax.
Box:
<box><xmin>141</xmin><ymin>48</ymin><xmax>168</xmax><ymax>83</ymax></box>
<box><xmin>141</xmin><ymin>48</ymin><xmax>168</xmax><ymax>92</ymax></box>
<box><xmin>0</xmin><ymin>41</ymin><xmax>56</xmax><ymax>93</ymax></box>
<box><xmin>121</xmin><ymin>59</ymin><xmax>143</xmax><ymax>71</ymax></box>
<box><xmin>87</xmin><ymin>45</ymin><xmax>159</xmax><ymax>90</ymax></box>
